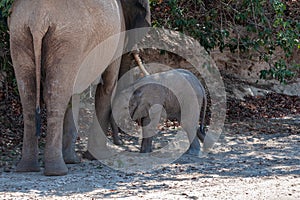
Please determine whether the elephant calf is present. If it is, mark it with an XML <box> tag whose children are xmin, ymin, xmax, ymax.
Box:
<box><xmin>112</xmin><ymin>69</ymin><xmax>207</xmax><ymax>156</ymax></box>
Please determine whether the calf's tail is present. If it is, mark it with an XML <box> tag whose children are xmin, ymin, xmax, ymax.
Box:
<box><xmin>198</xmin><ymin>85</ymin><xmax>207</xmax><ymax>142</ymax></box>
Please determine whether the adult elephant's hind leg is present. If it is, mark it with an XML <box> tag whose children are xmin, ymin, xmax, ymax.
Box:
<box><xmin>62</xmin><ymin>98</ymin><xmax>80</xmax><ymax>164</ymax></box>
<box><xmin>44</xmin><ymin>76</ymin><xmax>72</xmax><ymax>176</ymax></box>
<box><xmin>11</xmin><ymin>43</ymin><xmax>40</xmax><ymax>172</ymax></box>
<box><xmin>95</xmin><ymin>59</ymin><xmax>121</xmax><ymax>132</ymax></box>
<box><xmin>15</xmin><ymin>76</ymin><xmax>40</xmax><ymax>172</ymax></box>
<box><xmin>86</xmin><ymin>59</ymin><xmax>121</xmax><ymax>158</ymax></box>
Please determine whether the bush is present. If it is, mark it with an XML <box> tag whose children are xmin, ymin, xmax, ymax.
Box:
<box><xmin>0</xmin><ymin>0</ymin><xmax>299</xmax><ymax>83</ymax></box>
<box><xmin>150</xmin><ymin>0</ymin><xmax>300</xmax><ymax>83</ymax></box>
<box><xmin>1</xmin><ymin>0</ymin><xmax>16</xmax><ymax>94</ymax></box>
<box><xmin>0</xmin><ymin>0</ymin><xmax>13</xmax><ymax>71</ymax></box>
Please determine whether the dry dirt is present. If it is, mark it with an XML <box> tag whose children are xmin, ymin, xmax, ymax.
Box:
<box><xmin>1</xmin><ymin>115</ymin><xmax>299</xmax><ymax>199</ymax></box>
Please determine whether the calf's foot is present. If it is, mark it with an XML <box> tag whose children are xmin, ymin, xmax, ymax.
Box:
<box><xmin>82</xmin><ymin>150</ymin><xmax>96</xmax><ymax>160</ymax></box>
<box><xmin>140</xmin><ymin>138</ymin><xmax>153</xmax><ymax>153</ymax></box>
<box><xmin>186</xmin><ymin>147</ymin><xmax>201</xmax><ymax>156</ymax></box>
<box><xmin>186</xmin><ymin>138</ymin><xmax>201</xmax><ymax>156</ymax></box>
<box><xmin>113</xmin><ymin>137</ymin><xmax>123</xmax><ymax>145</ymax></box>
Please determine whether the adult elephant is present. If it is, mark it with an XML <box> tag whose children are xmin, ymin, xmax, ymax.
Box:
<box><xmin>9</xmin><ymin>0</ymin><xmax>150</xmax><ymax>176</ymax></box>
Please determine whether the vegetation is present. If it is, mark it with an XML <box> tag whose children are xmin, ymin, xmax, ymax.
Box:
<box><xmin>150</xmin><ymin>0</ymin><xmax>300</xmax><ymax>83</ymax></box>
<box><xmin>0</xmin><ymin>0</ymin><xmax>299</xmax><ymax>83</ymax></box>
<box><xmin>0</xmin><ymin>0</ymin><xmax>13</xmax><ymax>84</ymax></box>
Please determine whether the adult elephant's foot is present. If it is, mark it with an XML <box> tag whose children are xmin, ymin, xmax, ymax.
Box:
<box><xmin>63</xmin><ymin>150</ymin><xmax>81</xmax><ymax>164</ymax></box>
<box><xmin>44</xmin><ymin>159</ymin><xmax>68</xmax><ymax>176</ymax></box>
<box><xmin>16</xmin><ymin>159</ymin><xmax>40</xmax><ymax>172</ymax></box>
<box><xmin>63</xmin><ymin>154</ymin><xmax>81</xmax><ymax>164</ymax></box>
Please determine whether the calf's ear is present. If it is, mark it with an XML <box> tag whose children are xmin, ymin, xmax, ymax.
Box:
<box><xmin>129</xmin><ymin>90</ymin><xmax>148</xmax><ymax>120</ymax></box>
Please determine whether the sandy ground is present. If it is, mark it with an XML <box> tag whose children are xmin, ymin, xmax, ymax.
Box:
<box><xmin>1</xmin><ymin>124</ymin><xmax>299</xmax><ymax>199</ymax></box>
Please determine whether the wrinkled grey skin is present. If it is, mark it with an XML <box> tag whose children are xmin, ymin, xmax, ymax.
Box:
<box><xmin>9</xmin><ymin>0</ymin><xmax>150</xmax><ymax>176</ymax></box>
<box><xmin>110</xmin><ymin>114</ymin><xmax>125</xmax><ymax>145</ymax></box>
<box><xmin>84</xmin><ymin>0</ymin><xmax>151</xmax><ymax>159</ymax></box>
<box><xmin>95</xmin><ymin>0</ymin><xmax>151</xmax><ymax>147</ymax></box>
<box><xmin>112</xmin><ymin>69</ymin><xmax>207</xmax><ymax>155</ymax></box>
<box><xmin>103</xmin><ymin>0</ymin><xmax>152</xmax><ymax>146</ymax></box>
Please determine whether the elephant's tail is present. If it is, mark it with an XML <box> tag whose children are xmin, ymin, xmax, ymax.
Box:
<box><xmin>32</xmin><ymin>32</ymin><xmax>44</xmax><ymax>137</ymax></box>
